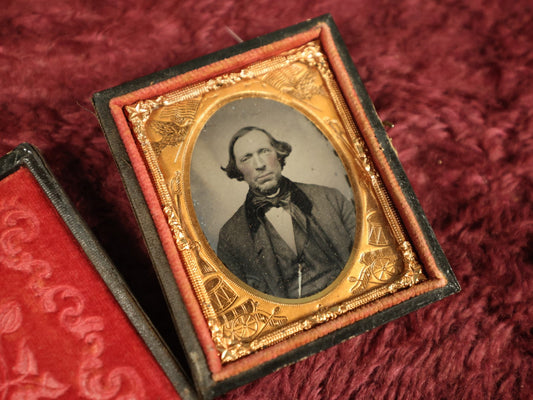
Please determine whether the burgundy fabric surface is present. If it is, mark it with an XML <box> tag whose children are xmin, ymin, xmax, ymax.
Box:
<box><xmin>1</xmin><ymin>1</ymin><xmax>531</xmax><ymax>399</ymax></box>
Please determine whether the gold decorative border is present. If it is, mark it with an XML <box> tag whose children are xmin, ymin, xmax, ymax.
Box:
<box><xmin>124</xmin><ymin>41</ymin><xmax>425</xmax><ymax>363</ymax></box>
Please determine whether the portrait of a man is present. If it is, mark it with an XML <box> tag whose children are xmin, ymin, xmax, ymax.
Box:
<box><xmin>217</xmin><ymin>126</ymin><xmax>356</xmax><ymax>299</ymax></box>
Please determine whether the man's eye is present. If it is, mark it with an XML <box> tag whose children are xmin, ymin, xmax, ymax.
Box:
<box><xmin>240</xmin><ymin>156</ymin><xmax>251</xmax><ymax>163</ymax></box>
<box><xmin>259</xmin><ymin>148</ymin><xmax>272</xmax><ymax>154</ymax></box>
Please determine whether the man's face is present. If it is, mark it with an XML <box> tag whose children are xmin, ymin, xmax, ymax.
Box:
<box><xmin>233</xmin><ymin>130</ymin><xmax>282</xmax><ymax>195</ymax></box>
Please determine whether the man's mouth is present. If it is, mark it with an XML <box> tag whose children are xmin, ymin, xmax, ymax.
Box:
<box><xmin>256</xmin><ymin>173</ymin><xmax>274</xmax><ymax>183</ymax></box>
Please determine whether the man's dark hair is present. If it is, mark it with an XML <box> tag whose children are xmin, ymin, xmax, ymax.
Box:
<box><xmin>221</xmin><ymin>126</ymin><xmax>292</xmax><ymax>181</ymax></box>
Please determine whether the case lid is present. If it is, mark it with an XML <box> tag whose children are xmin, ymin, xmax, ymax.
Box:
<box><xmin>0</xmin><ymin>143</ymin><xmax>196</xmax><ymax>400</ymax></box>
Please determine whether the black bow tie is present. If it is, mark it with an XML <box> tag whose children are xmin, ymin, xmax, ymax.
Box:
<box><xmin>251</xmin><ymin>190</ymin><xmax>291</xmax><ymax>214</ymax></box>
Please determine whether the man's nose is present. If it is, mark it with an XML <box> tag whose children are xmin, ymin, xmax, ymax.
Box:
<box><xmin>252</xmin><ymin>154</ymin><xmax>265</xmax><ymax>169</ymax></box>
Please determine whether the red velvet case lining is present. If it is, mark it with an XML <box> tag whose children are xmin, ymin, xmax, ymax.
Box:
<box><xmin>0</xmin><ymin>167</ymin><xmax>180</xmax><ymax>400</ymax></box>
<box><xmin>108</xmin><ymin>22</ymin><xmax>448</xmax><ymax>381</ymax></box>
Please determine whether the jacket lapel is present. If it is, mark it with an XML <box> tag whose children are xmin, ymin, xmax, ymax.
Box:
<box><xmin>251</xmin><ymin>224</ymin><xmax>287</xmax><ymax>298</ymax></box>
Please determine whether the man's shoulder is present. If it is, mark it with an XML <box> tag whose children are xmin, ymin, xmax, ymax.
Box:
<box><xmin>292</xmin><ymin>181</ymin><xmax>352</xmax><ymax>215</ymax></box>
<box><xmin>218</xmin><ymin>203</ymin><xmax>256</xmax><ymax>260</ymax></box>
<box><xmin>219</xmin><ymin>204</ymin><xmax>247</xmax><ymax>236</ymax></box>
<box><xmin>294</xmin><ymin>181</ymin><xmax>345</xmax><ymax>199</ymax></box>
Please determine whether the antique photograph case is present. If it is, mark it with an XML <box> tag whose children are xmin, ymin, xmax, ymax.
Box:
<box><xmin>93</xmin><ymin>15</ymin><xmax>460</xmax><ymax>399</ymax></box>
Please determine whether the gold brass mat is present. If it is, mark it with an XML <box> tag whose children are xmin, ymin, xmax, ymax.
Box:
<box><xmin>125</xmin><ymin>41</ymin><xmax>425</xmax><ymax>363</ymax></box>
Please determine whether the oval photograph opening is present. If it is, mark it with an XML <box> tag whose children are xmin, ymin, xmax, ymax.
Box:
<box><xmin>190</xmin><ymin>97</ymin><xmax>356</xmax><ymax>300</ymax></box>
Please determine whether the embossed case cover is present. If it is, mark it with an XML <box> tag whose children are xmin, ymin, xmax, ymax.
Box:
<box><xmin>0</xmin><ymin>143</ymin><xmax>195</xmax><ymax>400</ymax></box>
<box><xmin>92</xmin><ymin>15</ymin><xmax>460</xmax><ymax>400</ymax></box>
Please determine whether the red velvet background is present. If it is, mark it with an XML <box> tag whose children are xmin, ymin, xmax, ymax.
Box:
<box><xmin>1</xmin><ymin>1</ymin><xmax>531</xmax><ymax>399</ymax></box>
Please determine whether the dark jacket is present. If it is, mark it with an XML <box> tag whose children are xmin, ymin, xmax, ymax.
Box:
<box><xmin>217</xmin><ymin>179</ymin><xmax>355</xmax><ymax>298</ymax></box>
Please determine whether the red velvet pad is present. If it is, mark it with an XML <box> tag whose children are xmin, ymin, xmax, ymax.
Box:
<box><xmin>0</xmin><ymin>167</ymin><xmax>180</xmax><ymax>400</ymax></box>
